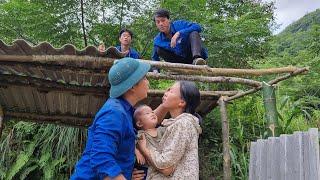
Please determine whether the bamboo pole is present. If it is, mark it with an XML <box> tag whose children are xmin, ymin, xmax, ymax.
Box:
<box><xmin>0</xmin><ymin>55</ymin><xmax>308</xmax><ymax>77</ymax></box>
<box><xmin>148</xmin><ymin>89</ymin><xmax>239</xmax><ymax>97</ymax></box>
<box><xmin>147</xmin><ymin>73</ymin><xmax>261</xmax><ymax>87</ymax></box>
<box><xmin>219</xmin><ymin>97</ymin><xmax>231</xmax><ymax>180</ymax></box>
<box><xmin>225</xmin><ymin>67</ymin><xmax>309</xmax><ymax>102</ymax></box>
<box><xmin>145</xmin><ymin>60</ymin><xmax>306</xmax><ymax>77</ymax></box>
<box><xmin>262</xmin><ymin>82</ymin><xmax>278</xmax><ymax>137</ymax></box>
<box><xmin>225</xmin><ymin>88</ymin><xmax>260</xmax><ymax>102</ymax></box>
<box><xmin>0</xmin><ymin>106</ymin><xmax>4</xmax><ymax>139</ymax></box>
<box><xmin>268</xmin><ymin>67</ymin><xmax>309</xmax><ymax>85</ymax></box>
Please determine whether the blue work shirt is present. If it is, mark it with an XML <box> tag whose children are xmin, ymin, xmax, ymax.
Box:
<box><xmin>71</xmin><ymin>97</ymin><xmax>136</xmax><ymax>180</ymax></box>
<box><xmin>116</xmin><ymin>45</ymin><xmax>141</xmax><ymax>59</ymax></box>
<box><xmin>152</xmin><ymin>20</ymin><xmax>208</xmax><ymax>61</ymax></box>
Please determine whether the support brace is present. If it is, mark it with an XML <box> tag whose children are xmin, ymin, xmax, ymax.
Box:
<box><xmin>219</xmin><ymin>97</ymin><xmax>231</xmax><ymax>180</ymax></box>
<box><xmin>0</xmin><ymin>106</ymin><xmax>4</xmax><ymax>139</ymax></box>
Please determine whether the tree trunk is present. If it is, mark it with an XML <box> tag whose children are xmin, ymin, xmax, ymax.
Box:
<box><xmin>119</xmin><ymin>0</ymin><xmax>125</xmax><ymax>30</ymax></box>
<box><xmin>80</xmin><ymin>0</ymin><xmax>88</xmax><ymax>47</ymax></box>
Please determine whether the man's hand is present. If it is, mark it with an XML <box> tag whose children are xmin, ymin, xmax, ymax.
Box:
<box><xmin>170</xmin><ymin>32</ymin><xmax>180</xmax><ymax>48</ymax></box>
<box><xmin>132</xmin><ymin>168</ymin><xmax>145</xmax><ymax>180</ymax></box>
<box><xmin>122</xmin><ymin>49</ymin><xmax>129</xmax><ymax>55</ymax></box>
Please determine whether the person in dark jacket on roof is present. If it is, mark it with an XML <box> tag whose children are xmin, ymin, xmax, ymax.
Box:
<box><xmin>151</xmin><ymin>9</ymin><xmax>208</xmax><ymax>67</ymax></box>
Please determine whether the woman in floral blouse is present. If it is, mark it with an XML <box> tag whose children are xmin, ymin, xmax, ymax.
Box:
<box><xmin>137</xmin><ymin>81</ymin><xmax>202</xmax><ymax>180</ymax></box>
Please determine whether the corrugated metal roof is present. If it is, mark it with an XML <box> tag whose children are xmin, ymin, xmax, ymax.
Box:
<box><xmin>0</xmin><ymin>39</ymin><xmax>220</xmax><ymax>127</ymax></box>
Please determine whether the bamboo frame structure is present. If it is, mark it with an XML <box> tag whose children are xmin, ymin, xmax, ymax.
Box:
<box><xmin>0</xmin><ymin>55</ymin><xmax>308</xmax><ymax>76</ymax></box>
<box><xmin>225</xmin><ymin>67</ymin><xmax>309</xmax><ymax>102</ymax></box>
<box><xmin>0</xmin><ymin>42</ymin><xmax>310</xmax><ymax>180</ymax></box>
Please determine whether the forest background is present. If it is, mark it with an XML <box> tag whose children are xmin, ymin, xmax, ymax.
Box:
<box><xmin>0</xmin><ymin>0</ymin><xmax>319</xmax><ymax>179</ymax></box>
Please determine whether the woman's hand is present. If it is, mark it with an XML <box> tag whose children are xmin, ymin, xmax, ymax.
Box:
<box><xmin>154</xmin><ymin>103</ymin><xmax>169</xmax><ymax>124</ymax></box>
<box><xmin>132</xmin><ymin>168</ymin><xmax>145</xmax><ymax>180</ymax></box>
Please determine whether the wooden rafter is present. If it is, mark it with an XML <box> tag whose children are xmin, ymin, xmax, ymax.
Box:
<box><xmin>0</xmin><ymin>55</ymin><xmax>308</xmax><ymax>77</ymax></box>
<box><xmin>4</xmin><ymin>111</ymin><xmax>92</xmax><ymax>127</ymax></box>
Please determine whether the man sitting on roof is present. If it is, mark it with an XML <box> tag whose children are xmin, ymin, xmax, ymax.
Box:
<box><xmin>151</xmin><ymin>9</ymin><xmax>208</xmax><ymax>67</ymax></box>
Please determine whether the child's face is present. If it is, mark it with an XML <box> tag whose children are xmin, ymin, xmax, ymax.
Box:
<box><xmin>136</xmin><ymin>106</ymin><xmax>158</xmax><ymax>130</ymax></box>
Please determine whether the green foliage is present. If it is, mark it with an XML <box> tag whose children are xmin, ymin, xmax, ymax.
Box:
<box><xmin>0</xmin><ymin>0</ymin><xmax>319</xmax><ymax>179</ymax></box>
<box><xmin>280</xmin><ymin>9</ymin><xmax>320</xmax><ymax>34</ymax></box>
<box><xmin>5</xmin><ymin>141</ymin><xmax>36</xmax><ymax>180</ymax></box>
<box><xmin>0</xmin><ymin>122</ymin><xmax>86</xmax><ymax>179</ymax></box>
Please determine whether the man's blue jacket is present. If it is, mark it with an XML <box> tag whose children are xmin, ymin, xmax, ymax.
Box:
<box><xmin>152</xmin><ymin>20</ymin><xmax>208</xmax><ymax>61</ymax></box>
<box><xmin>116</xmin><ymin>46</ymin><xmax>140</xmax><ymax>59</ymax></box>
<box><xmin>71</xmin><ymin>97</ymin><xmax>135</xmax><ymax>180</ymax></box>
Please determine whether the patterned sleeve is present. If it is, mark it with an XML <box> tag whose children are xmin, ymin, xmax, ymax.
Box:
<box><xmin>149</xmin><ymin>119</ymin><xmax>192</xmax><ymax>169</ymax></box>
<box><xmin>136</xmin><ymin>130</ymin><xmax>144</xmax><ymax>144</ymax></box>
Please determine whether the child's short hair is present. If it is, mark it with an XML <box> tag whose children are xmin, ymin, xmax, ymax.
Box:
<box><xmin>134</xmin><ymin>104</ymin><xmax>149</xmax><ymax>121</ymax></box>
<box><xmin>119</xmin><ymin>28</ymin><xmax>134</xmax><ymax>38</ymax></box>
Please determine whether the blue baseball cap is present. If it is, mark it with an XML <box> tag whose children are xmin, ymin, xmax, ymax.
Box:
<box><xmin>108</xmin><ymin>58</ymin><xmax>150</xmax><ymax>98</ymax></box>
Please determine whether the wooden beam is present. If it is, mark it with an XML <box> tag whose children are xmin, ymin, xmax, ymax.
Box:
<box><xmin>225</xmin><ymin>88</ymin><xmax>260</xmax><ymax>102</ymax></box>
<box><xmin>148</xmin><ymin>89</ymin><xmax>238</xmax><ymax>97</ymax></box>
<box><xmin>147</xmin><ymin>73</ymin><xmax>261</xmax><ymax>87</ymax></box>
<box><xmin>0</xmin><ymin>106</ymin><xmax>4</xmax><ymax>139</ymax></box>
<box><xmin>268</xmin><ymin>67</ymin><xmax>309</xmax><ymax>85</ymax></box>
<box><xmin>224</xmin><ymin>67</ymin><xmax>309</xmax><ymax>102</ymax></box>
<box><xmin>0</xmin><ymin>55</ymin><xmax>309</xmax><ymax>77</ymax></box>
<box><xmin>219</xmin><ymin>97</ymin><xmax>231</xmax><ymax>180</ymax></box>
<box><xmin>4</xmin><ymin>111</ymin><xmax>92</xmax><ymax>127</ymax></box>
<box><xmin>0</xmin><ymin>74</ymin><xmax>109</xmax><ymax>96</ymax></box>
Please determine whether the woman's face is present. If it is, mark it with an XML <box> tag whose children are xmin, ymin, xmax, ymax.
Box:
<box><xmin>162</xmin><ymin>82</ymin><xmax>185</xmax><ymax>109</ymax></box>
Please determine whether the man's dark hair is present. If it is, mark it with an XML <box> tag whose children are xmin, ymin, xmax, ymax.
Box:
<box><xmin>119</xmin><ymin>29</ymin><xmax>133</xmax><ymax>38</ymax></box>
<box><xmin>153</xmin><ymin>8</ymin><xmax>170</xmax><ymax>21</ymax></box>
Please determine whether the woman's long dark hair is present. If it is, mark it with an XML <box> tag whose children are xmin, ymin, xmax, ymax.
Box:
<box><xmin>179</xmin><ymin>81</ymin><xmax>202</xmax><ymax>123</ymax></box>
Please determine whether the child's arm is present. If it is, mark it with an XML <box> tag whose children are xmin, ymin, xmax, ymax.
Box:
<box><xmin>135</xmin><ymin>148</ymin><xmax>146</xmax><ymax>165</ymax></box>
<box><xmin>154</xmin><ymin>103</ymin><xmax>169</xmax><ymax>125</ymax></box>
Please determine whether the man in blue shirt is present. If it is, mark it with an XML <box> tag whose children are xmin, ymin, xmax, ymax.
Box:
<box><xmin>116</xmin><ymin>29</ymin><xmax>140</xmax><ymax>59</ymax></box>
<box><xmin>71</xmin><ymin>58</ymin><xmax>150</xmax><ymax>180</ymax></box>
<box><xmin>99</xmin><ymin>29</ymin><xmax>140</xmax><ymax>59</ymax></box>
<box><xmin>151</xmin><ymin>9</ymin><xmax>208</xmax><ymax>67</ymax></box>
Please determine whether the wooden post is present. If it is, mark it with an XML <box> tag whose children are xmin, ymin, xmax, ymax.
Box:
<box><xmin>0</xmin><ymin>106</ymin><xmax>4</xmax><ymax>139</ymax></box>
<box><xmin>262</xmin><ymin>82</ymin><xmax>278</xmax><ymax>137</ymax></box>
<box><xmin>219</xmin><ymin>97</ymin><xmax>231</xmax><ymax>180</ymax></box>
